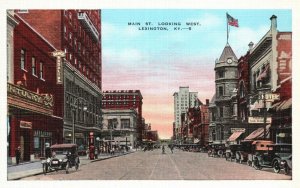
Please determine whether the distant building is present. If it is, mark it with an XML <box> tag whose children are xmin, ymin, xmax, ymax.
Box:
<box><xmin>102</xmin><ymin>109</ymin><xmax>137</xmax><ymax>148</ymax></box>
<box><xmin>102</xmin><ymin>90</ymin><xmax>143</xmax><ymax>143</ymax></box>
<box><xmin>173</xmin><ymin>86</ymin><xmax>198</xmax><ymax>143</ymax></box>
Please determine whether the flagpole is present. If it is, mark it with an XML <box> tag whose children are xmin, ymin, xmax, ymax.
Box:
<box><xmin>226</xmin><ymin>12</ymin><xmax>229</xmax><ymax>44</ymax></box>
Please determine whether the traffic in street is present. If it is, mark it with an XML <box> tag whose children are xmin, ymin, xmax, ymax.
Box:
<box><xmin>21</xmin><ymin>147</ymin><xmax>291</xmax><ymax>180</ymax></box>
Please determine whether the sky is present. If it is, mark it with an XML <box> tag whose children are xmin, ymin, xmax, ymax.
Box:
<box><xmin>101</xmin><ymin>9</ymin><xmax>291</xmax><ymax>139</ymax></box>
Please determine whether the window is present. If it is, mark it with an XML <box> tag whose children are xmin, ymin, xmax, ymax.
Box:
<box><xmin>20</xmin><ymin>49</ymin><xmax>26</xmax><ymax>70</ymax></box>
<box><xmin>69</xmin><ymin>32</ymin><xmax>72</xmax><ymax>40</ymax></box>
<box><xmin>121</xmin><ymin>119</ymin><xmax>130</xmax><ymax>129</ymax></box>
<box><xmin>32</xmin><ymin>57</ymin><xmax>37</xmax><ymax>76</ymax></box>
<box><xmin>218</xmin><ymin>86</ymin><xmax>223</xmax><ymax>96</ymax></box>
<box><xmin>64</xmin><ymin>26</ymin><xmax>67</xmax><ymax>38</ymax></box>
<box><xmin>218</xmin><ymin>70</ymin><xmax>224</xmax><ymax>78</ymax></box>
<box><xmin>40</xmin><ymin>62</ymin><xmax>44</xmax><ymax>80</ymax></box>
<box><xmin>219</xmin><ymin>107</ymin><xmax>223</xmax><ymax>118</ymax></box>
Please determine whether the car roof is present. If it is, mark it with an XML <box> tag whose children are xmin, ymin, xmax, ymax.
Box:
<box><xmin>50</xmin><ymin>144</ymin><xmax>77</xmax><ymax>149</ymax></box>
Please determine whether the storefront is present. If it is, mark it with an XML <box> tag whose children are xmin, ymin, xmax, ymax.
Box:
<box><xmin>7</xmin><ymin>83</ymin><xmax>63</xmax><ymax>164</ymax></box>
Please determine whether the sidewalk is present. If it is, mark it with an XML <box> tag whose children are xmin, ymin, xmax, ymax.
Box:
<box><xmin>7</xmin><ymin>151</ymin><xmax>135</xmax><ymax>180</ymax></box>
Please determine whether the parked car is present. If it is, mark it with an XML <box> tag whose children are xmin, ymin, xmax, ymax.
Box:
<box><xmin>247</xmin><ymin>140</ymin><xmax>273</xmax><ymax>167</ymax></box>
<box><xmin>225</xmin><ymin>144</ymin><xmax>242</xmax><ymax>162</ymax></box>
<box><xmin>41</xmin><ymin>144</ymin><xmax>80</xmax><ymax>174</ymax></box>
<box><xmin>208</xmin><ymin>144</ymin><xmax>226</xmax><ymax>157</ymax></box>
<box><xmin>235</xmin><ymin>141</ymin><xmax>253</xmax><ymax>164</ymax></box>
<box><xmin>279</xmin><ymin>154</ymin><xmax>292</xmax><ymax>175</ymax></box>
<box><xmin>252</xmin><ymin>143</ymin><xmax>292</xmax><ymax>173</ymax></box>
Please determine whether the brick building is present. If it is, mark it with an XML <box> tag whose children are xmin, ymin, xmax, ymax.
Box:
<box><xmin>15</xmin><ymin>10</ymin><xmax>103</xmax><ymax>146</ymax></box>
<box><xmin>7</xmin><ymin>12</ymin><xmax>63</xmax><ymax>164</ymax></box>
<box><xmin>246</xmin><ymin>15</ymin><xmax>292</xmax><ymax>143</ymax></box>
<box><xmin>102</xmin><ymin>90</ymin><xmax>144</xmax><ymax>143</ymax></box>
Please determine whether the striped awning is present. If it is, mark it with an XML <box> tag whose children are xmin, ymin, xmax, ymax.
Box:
<box><xmin>227</xmin><ymin>131</ymin><xmax>243</xmax><ymax>142</ymax></box>
<box><xmin>244</xmin><ymin>124</ymin><xmax>271</xmax><ymax>140</ymax></box>
<box><xmin>271</xmin><ymin>98</ymin><xmax>292</xmax><ymax>111</ymax></box>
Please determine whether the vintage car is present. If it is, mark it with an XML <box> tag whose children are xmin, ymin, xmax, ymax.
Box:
<box><xmin>225</xmin><ymin>144</ymin><xmax>243</xmax><ymax>162</ymax></box>
<box><xmin>252</xmin><ymin>143</ymin><xmax>292</xmax><ymax>173</ymax></box>
<box><xmin>279</xmin><ymin>154</ymin><xmax>292</xmax><ymax>175</ymax></box>
<box><xmin>208</xmin><ymin>144</ymin><xmax>226</xmax><ymax>157</ymax></box>
<box><xmin>235</xmin><ymin>141</ymin><xmax>253</xmax><ymax>164</ymax></box>
<box><xmin>41</xmin><ymin>144</ymin><xmax>80</xmax><ymax>174</ymax></box>
<box><xmin>246</xmin><ymin>140</ymin><xmax>273</xmax><ymax>167</ymax></box>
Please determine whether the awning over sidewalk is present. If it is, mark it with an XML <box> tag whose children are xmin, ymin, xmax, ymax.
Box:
<box><xmin>227</xmin><ymin>131</ymin><xmax>243</xmax><ymax>142</ymax></box>
<box><xmin>244</xmin><ymin>124</ymin><xmax>271</xmax><ymax>140</ymax></box>
<box><xmin>271</xmin><ymin>98</ymin><xmax>292</xmax><ymax>111</ymax></box>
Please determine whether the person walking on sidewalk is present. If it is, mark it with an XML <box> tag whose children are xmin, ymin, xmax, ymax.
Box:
<box><xmin>15</xmin><ymin>146</ymin><xmax>21</xmax><ymax>165</ymax></box>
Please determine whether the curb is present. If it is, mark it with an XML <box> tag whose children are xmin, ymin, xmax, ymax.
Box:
<box><xmin>8</xmin><ymin>151</ymin><xmax>135</xmax><ymax>180</ymax></box>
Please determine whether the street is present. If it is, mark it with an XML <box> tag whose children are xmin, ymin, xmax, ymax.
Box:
<box><xmin>21</xmin><ymin>148</ymin><xmax>291</xmax><ymax>180</ymax></box>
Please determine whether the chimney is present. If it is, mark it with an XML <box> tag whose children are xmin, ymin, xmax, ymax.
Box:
<box><xmin>248</xmin><ymin>41</ymin><xmax>254</xmax><ymax>51</ymax></box>
<box><xmin>270</xmin><ymin>15</ymin><xmax>277</xmax><ymax>32</ymax></box>
<box><xmin>206</xmin><ymin>99</ymin><xmax>209</xmax><ymax>106</ymax></box>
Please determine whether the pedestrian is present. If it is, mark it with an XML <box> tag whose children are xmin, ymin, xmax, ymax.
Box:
<box><xmin>45</xmin><ymin>143</ymin><xmax>51</xmax><ymax>158</ymax></box>
<box><xmin>15</xmin><ymin>146</ymin><xmax>21</xmax><ymax>165</ymax></box>
<box><xmin>170</xmin><ymin>145</ymin><xmax>174</xmax><ymax>154</ymax></box>
<box><xmin>162</xmin><ymin>145</ymin><xmax>165</xmax><ymax>154</ymax></box>
<box><xmin>86</xmin><ymin>148</ymin><xmax>90</xmax><ymax>159</ymax></box>
<box><xmin>95</xmin><ymin>146</ymin><xmax>98</xmax><ymax>159</ymax></box>
<box><xmin>112</xmin><ymin>146</ymin><xmax>115</xmax><ymax>155</ymax></box>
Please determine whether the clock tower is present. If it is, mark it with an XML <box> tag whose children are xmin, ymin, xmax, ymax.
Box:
<box><xmin>212</xmin><ymin>43</ymin><xmax>239</xmax><ymax>143</ymax></box>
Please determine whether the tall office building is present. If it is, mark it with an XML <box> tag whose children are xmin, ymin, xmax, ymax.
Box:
<box><xmin>16</xmin><ymin>10</ymin><xmax>103</xmax><ymax>145</ymax></box>
<box><xmin>173</xmin><ymin>86</ymin><xmax>198</xmax><ymax>141</ymax></box>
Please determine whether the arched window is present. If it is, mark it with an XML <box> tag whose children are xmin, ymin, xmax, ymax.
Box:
<box><xmin>239</xmin><ymin>82</ymin><xmax>245</xmax><ymax>97</ymax></box>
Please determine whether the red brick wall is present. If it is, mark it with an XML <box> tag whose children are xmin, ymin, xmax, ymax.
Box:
<box><xmin>277</xmin><ymin>32</ymin><xmax>292</xmax><ymax>84</ymax></box>
<box><xmin>16</xmin><ymin>10</ymin><xmax>62</xmax><ymax>49</ymax></box>
<box><xmin>14</xmin><ymin>16</ymin><xmax>63</xmax><ymax>117</ymax></box>
<box><xmin>16</xmin><ymin>9</ymin><xmax>102</xmax><ymax>90</ymax></box>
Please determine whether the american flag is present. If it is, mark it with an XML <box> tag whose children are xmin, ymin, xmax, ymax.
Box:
<box><xmin>227</xmin><ymin>13</ymin><xmax>239</xmax><ymax>27</ymax></box>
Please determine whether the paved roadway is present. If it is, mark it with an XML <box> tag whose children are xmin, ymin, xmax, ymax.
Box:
<box><xmin>21</xmin><ymin>148</ymin><xmax>291</xmax><ymax>180</ymax></box>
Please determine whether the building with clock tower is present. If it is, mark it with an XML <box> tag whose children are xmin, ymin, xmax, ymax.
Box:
<box><xmin>209</xmin><ymin>43</ymin><xmax>239</xmax><ymax>144</ymax></box>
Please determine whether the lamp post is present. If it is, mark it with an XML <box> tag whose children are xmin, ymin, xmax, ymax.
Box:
<box><xmin>72</xmin><ymin>98</ymin><xmax>87</xmax><ymax>144</ymax></box>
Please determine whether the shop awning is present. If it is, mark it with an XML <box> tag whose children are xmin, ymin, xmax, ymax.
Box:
<box><xmin>271</xmin><ymin>98</ymin><xmax>292</xmax><ymax>111</ymax></box>
<box><xmin>244</xmin><ymin>124</ymin><xmax>271</xmax><ymax>140</ymax></box>
<box><xmin>279</xmin><ymin>98</ymin><xmax>292</xmax><ymax>111</ymax></box>
<box><xmin>227</xmin><ymin>131</ymin><xmax>243</xmax><ymax>142</ymax></box>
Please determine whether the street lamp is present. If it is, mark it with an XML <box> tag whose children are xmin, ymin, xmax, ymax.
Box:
<box><xmin>72</xmin><ymin>98</ymin><xmax>87</xmax><ymax>144</ymax></box>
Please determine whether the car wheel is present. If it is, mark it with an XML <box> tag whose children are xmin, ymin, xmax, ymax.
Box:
<box><xmin>273</xmin><ymin>160</ymin><xmax>280</xmax><ymax>173</ymax></box>
<box><xmin>75</xmin><ymin>161</ymin><xmax>79</xmax><ymax>171</ymax></box>
<box><xmin>253</xmin><ymin>159</ymin><xmax>262</xmax><ymax>170</ymax></box>
<box><xmin>284</xmin><ymin>163</ymin><xmax>289</xmax><ymax>175</ymax></box>
<box><xmin>42</xmin><ymin>163</ymin><xmax>48</xmax><ymax>175</ymax></box>
<box><xmin>65</xmin><ymin>162</ymin><xmax>70</xmax><ymax>174</ymax></box>
<box><xmin>247</xmin><ymin>160</ymin><xmax>251</xmax><ymax>166</ymax></box>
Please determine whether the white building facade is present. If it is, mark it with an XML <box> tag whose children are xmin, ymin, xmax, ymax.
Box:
<box><xmin>102</xmin><ymin>109</ymin><xmax>137</xmax><ymax>147</ymax></box>
<box><xmin>173</xmin><ymin>86</ymin><xmax>198</xmax><ymax>142</ymax></box>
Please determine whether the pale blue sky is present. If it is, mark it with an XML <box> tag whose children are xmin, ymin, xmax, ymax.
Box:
<box><xmin>102</xmin><ymin>9</ymin><xmax>291</xmax><ymax>138</ymax></box>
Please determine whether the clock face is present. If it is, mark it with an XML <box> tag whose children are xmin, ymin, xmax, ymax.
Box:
<box><xmin>227</xmin><ymin>58</ymin><xmax>233</xmax><ymax>64</ymax></box>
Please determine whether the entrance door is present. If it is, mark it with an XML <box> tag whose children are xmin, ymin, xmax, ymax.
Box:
<box><xmin>21</xmin><ymin>130</ymin><xmax>30</xmax><ymax>161</ymax></box>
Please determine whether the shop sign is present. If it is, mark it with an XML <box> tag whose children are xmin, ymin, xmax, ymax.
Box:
<box><xmin>248</xmin><ymin>117</ymin><xmax>272</xmax><ymax>124</ymax></box>
<box><xmin>34</xmin><ymin>130</ymin><xmax>52</xmax><ymax>137</ymax></box>
<box><xmin>259</xmin><ymin>93</ymin><xmax>280</xmax><ymax>102</ymax></box>
<box><xmin>7</xmin><ymin>83</ymin><xmax>54</xmax><ymax>108</ymax></box>
<box><xmin>20</xmin><ymin>121</ymin><xmax>32</xmax><ymax>129</ymax></box>
<box><xmin>51</xmin><ymin>50</ymin><xmax>65</xmax><ymax>85</ymax></box>
<box><xmin>75</xmin><ymin>133</ymin><xmax>84</xmax><ymax>138</ymax></box>
<box><xmin>230</xmin><ymin>128</ymin><xmax>245</xmax><ymax>133</ymax></box>
<box><xmin>56</xmin><ymin>57</ymin><xmax>63</xmax><ymax>84</ymax></box>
